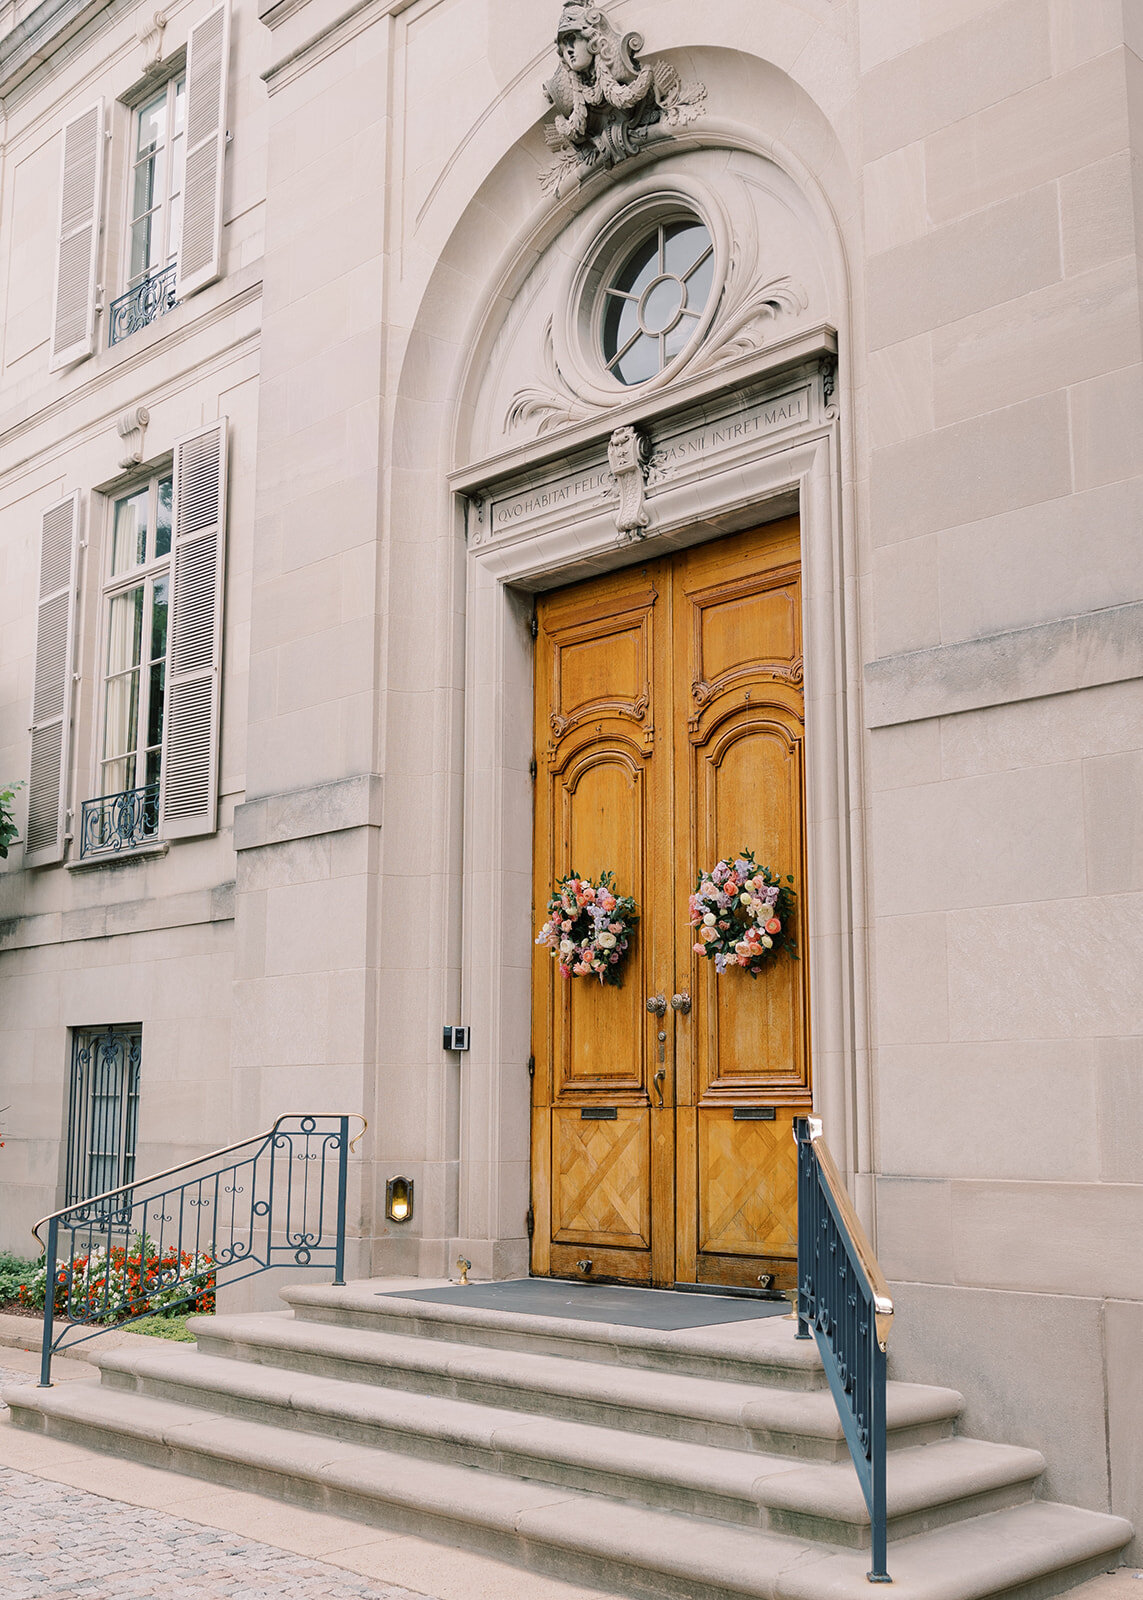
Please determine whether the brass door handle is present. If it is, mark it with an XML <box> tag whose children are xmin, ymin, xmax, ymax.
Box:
<box><xmin>671</xmin><ymin>993</ymin><xmax>692</xmax><ymax>1015</ymax></box>
<box><xmin>646</xmin><ymin>995</ymin><xmax>667</xmax><ymax>1017</ymax></box>
<box><xmin>653</xmin><ymin>1068</ymin><xmax>666</xmax><ymax>1108</ymax></box>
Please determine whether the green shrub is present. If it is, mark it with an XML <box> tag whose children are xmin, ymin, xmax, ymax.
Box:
<box><xmin>0</xmin><ymin>1251</ymin><xmax>39</xmax><ymax>1306</ymax></box>
<box><xmin>0</xmin><ymin>781</ymin><xmax>22</xmax><ymax>858</ymax></box>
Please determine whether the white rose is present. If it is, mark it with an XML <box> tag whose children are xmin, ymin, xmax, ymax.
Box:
<box><xmin>559</xmin><ymin>939</ymin><xmax>574</xmax><ymax>955</ymax></box>
<box><xmin>761</xmin><ymin>935</ymin><xmax>774</xmax><ymax>950</ymax></box>
<box><xmin>703</xmin><ymin>912</ymin><xmax>717</xmax><ymax>926</ymax></box>
<box><xmin>597</xmin><ymin>932</ymin><xmax>617</xmax><ymax>950</ymax></box>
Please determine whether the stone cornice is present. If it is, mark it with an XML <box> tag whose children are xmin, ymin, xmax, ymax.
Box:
<box><xmin>0</xmin><ymin>0</ymin><xmax>113</xmax><ymax>102</ymax></box>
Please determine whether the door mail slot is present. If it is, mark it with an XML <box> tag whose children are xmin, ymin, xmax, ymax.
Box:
<box><xmin>581</xmin><ymin>1107</ymin><xmax>618</xmax><ymax>1121</ymax></box>
<box><xmin>733</xmin><ymin>1107</ymin><xmax>777</xmax><ymax>1121</ymax></box>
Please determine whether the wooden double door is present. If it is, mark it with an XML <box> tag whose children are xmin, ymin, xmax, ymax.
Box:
<box><xmin>530</xmin><ymin>518</ymin><xmax>811</xmax><ymax>1292</ymax></box>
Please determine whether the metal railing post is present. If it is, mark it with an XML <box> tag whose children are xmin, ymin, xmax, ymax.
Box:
<box><xmin>793</xmin><ymin>1117</ymin><xmax>811</xmax><ymax>1340</ymax></box>
<box><xmin>869</xmin><ymin>1337</ymin><xmax>890</xmax><ymax>1582</ymax></box>
<box><xmin>334</xmin><ymin>1115</ymin><xmax>349</xmax><ymax>1287</ymax></box>
<box><xmin>38</xmin><ymin>1216</ymin><xmax>58</xmax><ymax>1387</ymax></box>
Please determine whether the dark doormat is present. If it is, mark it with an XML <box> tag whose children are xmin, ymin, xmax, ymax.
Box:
<box><xmin>379</xmin><ymin>1278</ymin><xmax>791</xmax><ymax>1330</ymax></box>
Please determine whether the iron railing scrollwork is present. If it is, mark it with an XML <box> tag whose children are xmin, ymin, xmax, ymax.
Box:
<box><xmin>35</xmin><ymin>1114</ymin><xmax>365</xmax><ymax>1387</ymax></box>
<box><xmin>796</xmin><ymin>1116</ymin><xmax>895</xmax><ymax>1584</ymax></box>
<box><xmin>108</xmin><ymin>263</ymin><xmax>178</xmax><ymax>345</ymax></box>
<box><xmin>80</xmin><ymin>784</ymin><xmax>160</xmax><ymax>858</ymax></box>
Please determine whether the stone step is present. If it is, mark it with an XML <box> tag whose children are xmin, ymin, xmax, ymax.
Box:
<box><xmin>194</xmin><ymin>1309</ymin><xmax>964</xmax><ymax>1460</ymax></box>
<box><xmin>3</xmin><ymin>1378</ymin><xmax>1130</xmax><ymax>1600</ymax></box>
<box><xmin>282</xmin><ymin>1280</ymin><xmax>829</xmax><ymax>1388</ymax></box>
<box><xmin>88</xmin><ymin>1341</ymin><xmax>1038</xmax><ymax>1546</ymax></box>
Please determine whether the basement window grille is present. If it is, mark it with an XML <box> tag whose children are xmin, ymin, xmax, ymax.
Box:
<box><xmin>65</xmin><ymin>1027</ymin><xmax>142</xmax><ymax>1207</ymax></box>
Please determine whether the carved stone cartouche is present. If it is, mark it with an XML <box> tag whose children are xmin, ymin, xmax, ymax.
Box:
<box><xmin>541</xmin><ymin>3</ymin><xmax>706</xmax><ymax>194</ymax></box>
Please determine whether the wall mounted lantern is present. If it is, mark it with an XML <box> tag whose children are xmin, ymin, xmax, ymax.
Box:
<box><xmin>385</xmin><ymin>1176</ymin><xmax>414</xmax><ymax>1223</ymax></box>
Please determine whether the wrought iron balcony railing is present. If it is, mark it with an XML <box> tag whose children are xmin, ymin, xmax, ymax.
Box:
<box><xmin>35</xmin><ymin>1113</ymin><xmax>365</xmax><ymax>1386</ymax></box>
<box><xmin>79</xmin><ymin>783</ymin><xmax>160</xmax><ymax>858</ymax></box>
<box><xmin>108</xmin><ymin>263</ymin><xmax>178</xmax><ymax>346</ymax></box>
<box><xmin>796</xmin><ymin>1116</ymin><xmax>895</xmax><ymax>1583</ymax></box>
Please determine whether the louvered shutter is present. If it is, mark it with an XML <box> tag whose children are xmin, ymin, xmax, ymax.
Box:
<box><xmin>49</xmin><ymin>101</ymin><xmax>105</xmax><ymax>371</ymax></box>
<box><xmin>160</xmin><ymin>419</ymin><xmax>227</xmax><ymax>839</ymax></box>
<box><xmin>25</xmin><ymin>493</ymin><xmax>81</xmax><ymax>866</ymax></box>
<box><xmin>175</xmin><ymin>2</ymin><xmax>230</xmax><ymax>300</ymax></box>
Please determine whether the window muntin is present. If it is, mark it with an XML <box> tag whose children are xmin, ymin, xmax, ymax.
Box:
<box><xmin>66</xmin><ymin>1027</ymin><xmax>141</xmax><ymax>1206</ymax></box>
<box><xmin>99</xmin><ymin>474</ymin><xmax>171</xmax><ymax>803</ymax></box>
<box><xmin>128</xmin><ymin>77</ymin><xmax>186</xmax><ymax>291</ymax></box>
<box><xmin>601</xmin><ymin>219</ymin><xmax>715</xmax><ymax>386</ymax></box>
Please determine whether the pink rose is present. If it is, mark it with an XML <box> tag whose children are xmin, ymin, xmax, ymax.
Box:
<box><xmin>693</xmin><ymin>942</ymin><xmax>706</xmax><ymax>955</ymax></box>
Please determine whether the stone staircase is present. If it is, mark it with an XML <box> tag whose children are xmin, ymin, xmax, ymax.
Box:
<box><xmin>3</xmin><ymin>1279</ymin><xmax>1131</xmax><ymax>1600</ymax></box>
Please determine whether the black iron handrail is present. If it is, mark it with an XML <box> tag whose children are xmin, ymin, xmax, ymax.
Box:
<box><xmin>108</xmin><ymin>263</ymin><xmax>178</xmax><ymax>345</ymax></box>
<box><xmin>34</xmin><ymin>1113</ymin><xmax>365</xmax><ymax>1386</ymax></box>
<box><xmin>796</xmin><ymin>1116</ymin><xmax>894</xmax><ymax>1583</ymax></box>
<box><xmin>80</xmin><ymin>783</ymin><xmax>160</xmax><ymax>857</ymax></box>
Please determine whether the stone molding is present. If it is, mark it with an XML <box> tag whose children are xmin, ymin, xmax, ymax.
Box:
<box><xmin>234</xmin><ymin>774</ymin><xmax>385</xmax><ymax>852</ymax></box>
<box><xmin>0</xmin><ymin>883</ymin><xmax>235</xmax><ymax>954</ymax></box>
<box><xmin>864</xmin><ymin>601</ymin><xmax>1143</xmax><ymax>729</ymax></box>
<box><xmin>0</xmin><ymin>0</ymin><xmax>110</xmax><ymax>101</ymax></box>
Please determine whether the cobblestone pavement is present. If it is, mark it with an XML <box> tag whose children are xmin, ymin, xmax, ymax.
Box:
<box><xmin>0</xmin><ymin>1367</ymin><xmax>430</xmax><ymax>1600</ymax></box>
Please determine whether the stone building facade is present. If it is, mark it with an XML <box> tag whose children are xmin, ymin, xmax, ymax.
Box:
<box><xmin>1</xmin><ymin>0</ymin><xmax>1140</xmax><ymax>1556</ymax></box>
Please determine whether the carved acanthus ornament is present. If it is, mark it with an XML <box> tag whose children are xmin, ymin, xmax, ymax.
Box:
<box><xmin>541</xmin><ymin>4</ymin><xmax>706</xmax><ymax>196</ymax></box>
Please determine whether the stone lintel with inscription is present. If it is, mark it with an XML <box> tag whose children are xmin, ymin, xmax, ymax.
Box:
<box><xmin>466</xmin><ymin>380</ymin><xmax>818</xmax><ymax>550</ymax></box>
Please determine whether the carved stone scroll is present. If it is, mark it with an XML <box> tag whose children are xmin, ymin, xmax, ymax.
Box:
<box><xmin>116</xmin><ymin>405</ymin><xmax>150</xmax><ymax>469</ymax></box>
<box><xmin>608</xmin><ymin>425</ymin><xmax>650</xmax><ymax>540</ymax></box>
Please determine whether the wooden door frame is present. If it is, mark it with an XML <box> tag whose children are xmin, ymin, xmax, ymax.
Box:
<box><xmin>450</xmin><ymin>368</ymin><xmax>871</xmax><ymax>1282</ymax></box>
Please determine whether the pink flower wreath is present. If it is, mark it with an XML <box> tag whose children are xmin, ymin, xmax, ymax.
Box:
<box><xmin>536</xmin><ymin>871</ymin><xmax>638</xmax><ymax>987</ymax></box>
<box><xmin>690</xmin><ymin>851</ymin><xmax>797</xmax><ymax>976</ymax></box>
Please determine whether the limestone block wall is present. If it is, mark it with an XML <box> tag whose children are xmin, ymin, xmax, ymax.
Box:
<box><xmin>0</xmin><ymin>0</ymin><xmax>267</xmax><ymax>1247</ymax></box>
<box><xmin>858</xmin><ymin>0</ymin><xmax>1143</xmax><ymax>1549</ymax></box>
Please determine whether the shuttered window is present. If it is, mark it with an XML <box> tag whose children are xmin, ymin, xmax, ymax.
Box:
<box><xmin>175</xmin><ymin>2</ymin><xmax>230</xmax><ymax>300</ymax></box>
<box><xmin>49</xmin><ymin>101</ymin><xmax>105</xmax><ymax>371</ymax></box>
<box><xmin>160</xmin><ymin>419</ymin><xmax>227</xmax><ymax>838</ymax></box>
<box><xmin>26</xmin><ymin>494</ymin><xmax>81</xmax><ymax>867</ymax></box>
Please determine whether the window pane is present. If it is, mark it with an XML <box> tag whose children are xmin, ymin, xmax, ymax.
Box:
<box><xmin>602</xmin><ymin>293</ymin><xmax>641</xmax><ymax>371</ymax></box>
<box><xmin>146</xmin><ymin>660</ymin><xmax>165</xmax><ymax>752</ymax></box>
<box><xmin>101</xmin><ymin>754</ymin><xmax>136</xmax><ymax>795</ymax></box>
<box><xmin>111</xmin><ymin>492</ymin><xmax>148</xmax><ymax>575</ymax></box>
<box><xmin>613</xmin><ymin>332</ymin><xmax>660</xmax><ymax>386</ymax></box>
<box><xmin>173</xmin><ymin>77</ymin><xmax>186</xmax><ymax>135</ymax></box>
<box><xmin>103</xmin><ymin>671</ymin><xmax>140</xmax><ymax>763</ymax></box>
<box><xmin>663</xmin><ymin>222</ymin><xmax>709</xmax><ymax>278</ymax></box>
<box><xmin>106</xmin><ymin>587</ymin><xmax>144</xmax><ymax>674</ymax></box>
<box><xmin>150</xmin><ymin>574</ymin><xmax>169</xmax><ymax>661</ymax></box>
<box><xmin>613</xmin><ymin>232</ymin><xmax>661</xmax><ymax>300</ymax></box>
<box><xmin>129</xmin><ymin>216</ymin><xmax>156</xmax><ymax>286</ymax></box>
<box><xmin>131</xmin><ymin>156</ymin><xmax>158</xmax><ymax>226</ymax></box>
<box><xmin>168</xmin><ymin>186</ymin><xmax>183</xmax><ymax>264</ymax></box>
<box><xmin>136</xmin><ymin>94</ymin><xmax>166</xmax><ymax>158</ymax></box>
<box><xmin>155</xmin><ymin>479</ymin><xmax>173</xmax><ymax>558</ymax></box>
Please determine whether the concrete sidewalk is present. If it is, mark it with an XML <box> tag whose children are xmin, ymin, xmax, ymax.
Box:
<box><xmin>0</xmin><ymin>1314</ymin><xmax>1138</xmax><ymax>1600</ymax></box>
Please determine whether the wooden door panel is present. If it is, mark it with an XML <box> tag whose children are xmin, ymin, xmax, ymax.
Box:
<box><xmin>673</xmin><ymin>518</ymin><xmax>810</xmax><ymax>1291</ymax></box>
<box><xmin>533</xmin><ymin>562</ymin><xmax>672</xmax><ymax>1286</ymax></box>
<box><xmin>696</xmin><ymin>1107</ymin><xmax>799</xmax><ymax>1292</ymax></box>
<box><xmin>698</xmin><ymin>713</ymin><xmax>807</xmax><ymax>1095</ymax></box>
<box><xmin>561</xmin><ymin>748</ymin><xmax>646</xmax><ymax>1092</ymax></box>
<box><xmin>552</xmin><ymin>1108</ymin><xmax>652</xmax><ymax>1248</ymax></box>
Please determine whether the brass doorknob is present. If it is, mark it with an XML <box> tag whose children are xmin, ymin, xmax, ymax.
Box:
<box><xmin>671</xmin><ymin>993</ymin><xmax>692</xmax><ymax>1014</ymax></box>
<box><xmin>645</xmin><ymin>995</ymin><xmax>667</xmax><ymax>1016</ymax></box>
